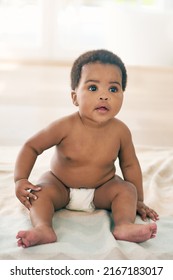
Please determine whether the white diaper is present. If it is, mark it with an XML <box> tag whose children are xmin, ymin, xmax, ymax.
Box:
<box><xmin>66</xmin><ymin>188</ymin><xmax>95</xmax><ymax>212</ymax></box>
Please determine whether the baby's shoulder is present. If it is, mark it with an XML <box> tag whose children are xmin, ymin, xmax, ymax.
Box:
<box><xmin>113</xmin><ymin>118</ymin><xmax>130</xmax><ymax>131</ymax></box>
<box><xmin>49</xmin><ymin>112</ymin><xmax>78</xmax><ymax>130</ymax></box>
<box><xmin>112</xmin><ymin>118</ymin><xmax>132</xmax><ymax>139</ymax></box>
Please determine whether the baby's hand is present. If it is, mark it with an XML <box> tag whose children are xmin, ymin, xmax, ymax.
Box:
<box><xmin>137</xmin><ymin>201</ymin><xmax>159</xmax><ymax>222</ymax></box>
<box><xmin>15</xmin><ymin>179</ymin><xmax>41</xmax><ymax>210</ymax></box>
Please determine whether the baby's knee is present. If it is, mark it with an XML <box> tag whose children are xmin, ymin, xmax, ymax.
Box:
<box><xmin>29</xmin><ymin>184</ymin><xmax>51</xmax><ymax>202</ymax></box>
<box><xmin>124</xmin><ymin>181</ymin><xmax>137</xmax><ymax>198</ymax></box>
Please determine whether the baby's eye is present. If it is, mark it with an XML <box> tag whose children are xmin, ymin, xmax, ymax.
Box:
<box><xmin>88</xmin><ymin>85</ymin><xmax>97</xmax><ymax>92</ymax></box>
<box><xmin>109</xmin><ymin>86</ymin><xmax>118</xmax><ymax>93</ymax></box>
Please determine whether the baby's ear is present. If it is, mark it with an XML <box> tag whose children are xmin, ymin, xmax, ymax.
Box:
<box><xmin>71</xmin><ymin>91</ymin><xmax>79</xmax><ymax>106</ymax></box>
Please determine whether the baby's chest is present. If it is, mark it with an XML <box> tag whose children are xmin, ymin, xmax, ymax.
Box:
<box><xmin>59</xmin><ymin>135</ymin><xmax>119</xmax><ymax>164</ymax></box>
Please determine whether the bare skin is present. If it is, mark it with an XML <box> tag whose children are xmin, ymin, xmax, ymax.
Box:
<box><xmin>15</xmin><ymin>63</ymin><xmax>159</xmax><ymax>248</ymax></box>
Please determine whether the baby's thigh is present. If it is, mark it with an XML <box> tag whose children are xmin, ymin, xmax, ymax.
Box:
<box><xmin>33</xmin><ymin>171</ymin><xmax>70</xmax><ymax>209</ymax></box>
<box><xmin>94</xmin><ymin>176</ymin><xmax>135</xmax><ymax>210</ymax></box>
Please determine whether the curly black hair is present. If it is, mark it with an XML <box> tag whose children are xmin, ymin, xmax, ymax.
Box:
<box><xmin>70</xmin><ymin>49</ymin><xmax>127</xmax><ymax>91</ymax></box>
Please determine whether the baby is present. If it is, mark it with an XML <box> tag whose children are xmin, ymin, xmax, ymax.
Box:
<box><xmin>14</xmin><ymin>49</ymin><xmax>159</xmax><ymax>248</ymax></box>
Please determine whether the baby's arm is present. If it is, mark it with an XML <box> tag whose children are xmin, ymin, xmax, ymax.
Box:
<box><xmin>118</xmin><ymin>124</ymin><xmax>159</xmax><ymax>221</ymax></box>
<box><xmin>14</xmin><ymin>140</ymin><xmax>44</xmax><ymax>209</ymax></box>
<box><xmin>14</xmin><ymin>119</ymin><xmax>66</xmax><ymax>209</ymax></box>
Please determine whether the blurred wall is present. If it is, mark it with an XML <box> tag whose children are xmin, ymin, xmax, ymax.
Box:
<box><xmin>0</xmin><ymin>0</ymin><xmax>173</xmax><ymax>66</ymax></box>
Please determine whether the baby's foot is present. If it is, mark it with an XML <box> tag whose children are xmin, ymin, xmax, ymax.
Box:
<box><xmin>113</xmin><ymin>223</ymin><xmax>157</xmax><ymax>243</ymax></box>
<box><xmin>16</xmin><ymin>225</ymin><xmax>57</xmax><ymax>248</ymax></box>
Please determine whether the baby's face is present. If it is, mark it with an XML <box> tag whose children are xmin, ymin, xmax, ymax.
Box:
<box><xmin>71</xmin><ymin>62</ymin><xmax>124</xmax><ymax>126</ymax></box>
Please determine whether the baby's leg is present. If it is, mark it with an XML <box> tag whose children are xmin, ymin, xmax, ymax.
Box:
<box><xmin>16</xmin><ymin>171</ymin><xmax>69</xmax><ymax>248</ymax></box>
<box><xmin>94</xmin><ymin>176</ymin><xmax>157</xmax><ymax>243</ymax></box>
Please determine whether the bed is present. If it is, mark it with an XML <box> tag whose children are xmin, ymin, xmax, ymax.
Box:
<box><xmin>0</xmin><ymin>144</ymin><xmax>173</xmax><ymax>260</ymax></box>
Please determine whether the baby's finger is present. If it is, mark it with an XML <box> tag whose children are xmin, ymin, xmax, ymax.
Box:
<box><xmin>27</xmin><ymin>185</ymin><xmax>41</xmax><ymax>200</ymax></box>
<box><xmin>29</xmin><ymin>184</ymin><xmax>41</xmax><ymax>192</ymax></box>
<box><xmin>22</xmin><ymin>198</ymin><xmax>32</xmax><ymax>210</ymax></box>
<box><xmin>152</xmin><ymin>210</ymin><xmax>159</xmax><ymax>220</ymax></box>
<box><xmin>141</xmin><ymin>213</ymin><xmax>147</xmax><ymax>221</ymax></box>
<box><xmin>28</xmin><ymin>191</ymin><xmax>38</xmax><ymax>201</ymax></box>
<box><xmin>137</xmin><ymin>208</ymin><xmax>147</xmax><ymax>221</ymax></box>
<box><xmin>146</xmin><ymin>209</ymin><xmax>159</xmax><ymax>221</ymax></box>
<box><xmin>146</xmin><ymin>210</ymin><xmax>155</xmax><ymax>221</ymax></box>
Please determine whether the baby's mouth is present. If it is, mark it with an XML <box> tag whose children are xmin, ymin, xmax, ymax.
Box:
<box><xmin>95</xmin><ymin>106</ymin><xmax>109</xmax><ymax>112</ymax></box>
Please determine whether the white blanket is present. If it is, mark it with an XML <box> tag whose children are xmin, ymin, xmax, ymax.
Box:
<box><xmin>0</xmin><ymin>145</ymin><xmax>173</xmax><ymax>260</ymax></box>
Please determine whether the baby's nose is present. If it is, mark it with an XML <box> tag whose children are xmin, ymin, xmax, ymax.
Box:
<box><xmin>99</xmin><ymin>95</ymin><xmax>110</xmax><ymax>101</ymax></box>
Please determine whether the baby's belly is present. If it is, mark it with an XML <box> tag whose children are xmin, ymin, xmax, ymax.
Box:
<box><xmin>50</xmin><ymin>164</ymin><xmax>116</xmax><ymax>188</ymax></box>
